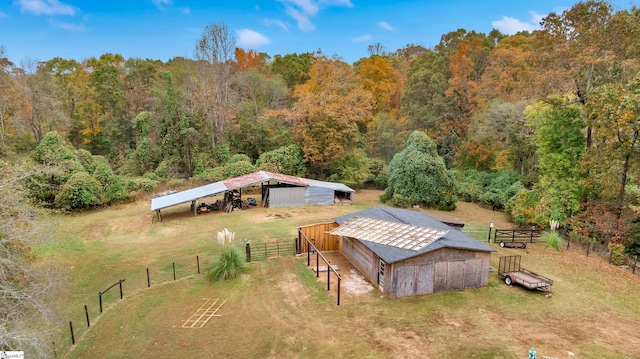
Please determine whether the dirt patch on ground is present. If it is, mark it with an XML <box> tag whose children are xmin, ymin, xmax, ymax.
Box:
<box><xmin>304</xmin><ymin>251</ymin><xmax>376</xmax><ymax>299</ymax></box>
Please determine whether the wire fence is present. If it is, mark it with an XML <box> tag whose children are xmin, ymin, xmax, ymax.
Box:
<box><xmin>54</xmin><ymin>253</ymin><xmax>216</xmax><ymax>358</ymax></box>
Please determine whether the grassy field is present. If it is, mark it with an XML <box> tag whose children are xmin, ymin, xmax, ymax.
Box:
<box><xmin>40</xmin><ymin>190</ymin><xmax>640</xmax><ymax>359</ymax></box>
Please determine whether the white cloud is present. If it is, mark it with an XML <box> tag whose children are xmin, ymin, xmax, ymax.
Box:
<box><xmin>285</xmin><ymin>0</ymin><xmax>319</xmax><ymax>16</ymax></box>
<box><xmin>285</xmin><ymin>6</ymin><xmax>315</xmax><ymax>31</ymax></box>
<box><xmin>152</xmin><ymin>0</ymin><xmax>172</xmax><ymax>10</ymax></box>
<box><xmin>19</xmin><ymin>0</ymin><xmax>76</xmax><ymax>16</ymax></box>
<box><xmin>377</xmin><ymin>21</ymin><xmax>394</xmax><ymax>32</ymax></box>
<box><xmin>237</xmin><ymin>29</ymin><xmax>271</xmax><ymax>47</ymax></box>
<box><xmin>319</xmin><ymin>0</ymin><xmax>353</xmax><ymax>7</ymax></box>
<box><xmin>353</xmin><ymin>34</ymin><xmax>371</xmax><ymax>42</ymax></box>
<box><xmin>263</xmin><ymin>18</ymin><xmax>290</xmax><ymax>31</ymax></box>
<box><xmin>279</xmin><ymin>0</ymin><xmax>352</xmax><ymax>32</ymax></box>
<box><xmin>58</xmin><ymin>22</ymin><xmax>85</xmax><ymax>32</ymax></box>
<box><xmin>47</xmin><ymin>18</ymin><xmax>84</xmax><ymax>31</ymax></box>
<box><xmin>492</xmin><ymin>11</ymin><xmax>545</xmax><ymax>35</ymax></box>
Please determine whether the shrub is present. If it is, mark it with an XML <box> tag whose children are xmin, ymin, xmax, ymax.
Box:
<box><xmin>194</xmin><ymin>167</ymin><xmax>226</xmax><ymax>182</ymax></box>
<box><xmin>608</xmin><ymin>243</ymin><xmax>626</xmax><ymax>266</ymax></box>
<box><xmin>224</xmin><ymin>160</ymin><xmax>255</xmax><ymax>178</ymax></box>
<box><xmin>542</xmin><ymin>231</ymin><xmax>563</xmax><ymax>251</ymax></box>
<box><xmin>124</xmin><ymin>177</ymin><xmax>158</xmax><ymax>192</ymax></box>
<box><xmin>207</xmin><ymin>229</ymin><xmax>245</xmax><ymax>281</ymax></box>
<box><xmin>54</xmin><ymin>172</ymin><xmax>102</xmax><ymax>210</ymax></box>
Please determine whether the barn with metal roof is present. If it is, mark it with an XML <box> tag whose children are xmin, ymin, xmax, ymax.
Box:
<box><xmin>330</xmin><ymin>206</ymin><xmax>495</xmax><ymax>298</ymax></box>
<box><xmin>150</xmin><ymin>171</ymin><xmax>354</xmax><ymax>221</ymax></box>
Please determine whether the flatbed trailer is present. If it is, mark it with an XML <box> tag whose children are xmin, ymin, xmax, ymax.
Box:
<box><xmin>498</xmin><ymin>255</ymin><xmax>553</xmax><ymax>292</ymax></box>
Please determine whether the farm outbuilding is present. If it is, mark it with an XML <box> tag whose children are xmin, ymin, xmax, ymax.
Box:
<box><xmin>330</xmin><ymin>206</ymin><xmax>495</xmax><ymax>298</ymax></box>
<box><xmin>150</xmin><ymin>171</ymin><xmax>354</xmax><ymax>220</ymax></box>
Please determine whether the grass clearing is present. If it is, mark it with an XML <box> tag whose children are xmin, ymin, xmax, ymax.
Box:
<box><xmin>40</xmin><ymin>190</ymin><xmax>640</xmax><ymax>358</ymax></box>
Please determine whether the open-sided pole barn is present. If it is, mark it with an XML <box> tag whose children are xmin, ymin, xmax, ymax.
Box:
<box><xmin>150</xmin><ymin>171</ymin><xmax>355</xmax><ymax>221</ymax></box>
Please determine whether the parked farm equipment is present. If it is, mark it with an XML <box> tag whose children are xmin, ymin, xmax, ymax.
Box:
<box><xmin>498</xmin><ymin>255</ymin><xmax>553</xmax><ymax>292</ymax></box>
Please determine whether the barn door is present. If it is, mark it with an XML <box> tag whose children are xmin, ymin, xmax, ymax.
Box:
<box><xmin>378</xmin><ymin>259</ymin><xmax>386</xmax><ymax>289</ymax></box>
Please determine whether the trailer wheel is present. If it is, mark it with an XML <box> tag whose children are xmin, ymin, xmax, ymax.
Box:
<box><xmin>504</xmin><ymin>276</ymin><xmax>512</xmax><ymax>286</ymax></box>
<box><xmin>499</xmin><ymin>241</ymin><xmax>505</xmax><ymax>248</ymax></box>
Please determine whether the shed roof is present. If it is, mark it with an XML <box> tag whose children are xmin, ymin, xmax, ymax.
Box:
<box><xmin>304</xmin><ymin>178</ymin><xmax>355</xmax><ymax>193</ymax></box>
<box><xmin>150</xmin><ymin>171</ymin><xmax>354</xmax><ymax>211</ymax></box>
<box><xmin>333</xmin><ymin>206</ymin><xmax>495</xmax><ymax>263</ymax></box>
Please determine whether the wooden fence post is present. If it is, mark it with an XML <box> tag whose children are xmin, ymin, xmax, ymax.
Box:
<box><xmin>586</xmin><ymin>242</ymin><xmax>591</xmax><ymax>257</ymax></box>
<box><xmin>245</xmin><ymin>241</ymin><xmax>251</xmax><ymax>263</ymax></box>
<box><xmin>147</xmin><ymin>268</ymin><xmax>150</xmax><ymax>287</ymax></box>
<box><xmin>197</xmin><ymin>255</ymin><xmax>200</xmax><ymax>274</ymax></box>
<box><xmin>85</xmin><ymin>305</ymin><xmax>90</xmax><ymax>328</ymax></box>
<box><xmin>633</xmin><ymin>256</ymin><xmax>638</xmax><ymax>274</ymax></box>
<box><xmin>172</xmin><ymin>263</ymin><xmax>176</xmax><ymax>281</ymax></box>
<box><xmin>119</xmin><ymin>279</ymin><xmax>123</xmax><ymax>299</ymax></box>
<box><xmin>70</xmin><ymin>321</ymin><xmax>75</xmax><ymax>345</ymax></box>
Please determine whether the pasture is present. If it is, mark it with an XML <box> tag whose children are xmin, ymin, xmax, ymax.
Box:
<box><xmin>40</xmin><ymin>190</ymin><xmax>640</xmax><ymax>359</ymax></box>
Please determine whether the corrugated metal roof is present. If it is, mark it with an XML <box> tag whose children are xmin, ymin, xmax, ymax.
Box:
<box><xmin>223</xmin><ymin>171</ymin><xmax>307</xmax><ymax>190</ymax></box>
<box><xmin>330</xmin><ymin>216</ymin><xmax>448</xmax><ymax>251</ymax></box>
<box><xmin>333</xmin><ymin>206</ymin><xmax>495</xmax><ymax>263</ymax></box>
<box><xmin>150</xmin><ymin>171</ymin><xmax>354</xmax><ymax>212</ymax></box>
<box><xmin>151</xmin><ymin>182</ymin><xmax>227</xmax><ymax>211</ymax></box>
<box><xmin>303</xmin><ymin>178</ymin><xmax>355</xmax><ymax>193</ymax></box>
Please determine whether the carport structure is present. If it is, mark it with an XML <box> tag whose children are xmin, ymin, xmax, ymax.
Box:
<box><xmin>150</xmin><ymin>171</ymin><xmax>354</xmax><ymax>221</ymax></box>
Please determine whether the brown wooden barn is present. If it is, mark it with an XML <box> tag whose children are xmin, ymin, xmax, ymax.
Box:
<box><xmin>330</xmin><ymin>206</ymin><xmax>495</xmax><ymax>298</ymax></box>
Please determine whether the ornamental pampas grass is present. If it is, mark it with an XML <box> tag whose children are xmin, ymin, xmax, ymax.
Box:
<box><xmin>208</xmin><ymin>228</ymin><xmax>245</xmax><ymax>281</ymax></box>
<box><xmin>217</xmin><ymin>228</ymin><xmax>235</xmax><ymax>246</ymax></box>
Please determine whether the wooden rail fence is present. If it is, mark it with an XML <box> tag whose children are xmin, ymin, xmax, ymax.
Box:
<box><xmin>491</xmin><ymin>228</ymin><xmax>545</xmax><ymax>243</ymax></box>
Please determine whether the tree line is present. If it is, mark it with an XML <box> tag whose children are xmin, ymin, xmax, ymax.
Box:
<box><xmin>1</xmin><ymin>1</ymin><xmax>640</xmax><ymax>251</ymax></box>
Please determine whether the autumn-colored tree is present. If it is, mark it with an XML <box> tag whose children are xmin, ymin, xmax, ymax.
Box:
<box><xmin>461</xmin><ymin>99</ymin><xmax>535</xmax><ymax>175</ymax></box>
<box><xmin>586</xmin><ymin>75</ymin><xmax>640</xmax><ymax>212</ymax></box>
<box><xmin>289</xmin><ymin>55</ymin><xmax>374</xmax><ymax>177</ymax></box>
<box><xmin>0</xmin><ymin>45</ymin><xmax>16</xmax><ymax>150</ymax></box>
<box><xmin>234</xmin><ymin>48</ymin><xmax>265</xmax><ymax>71</ymax></box>
<box><xmin>356</xmin><ymin>55</ymin><xmax>403</xmax><ymax>113</ymax></box>
<box><xmin>445</xmin><ymin>37</ymin><xmax>490</xmax><ymax>144</ymax></box>
<box><xmin>12</xmin><ymin>59</ymin><xmax>68</xmax><ymax>145</ymax></box>
<box><xmin>479</xmin><ymin>34</ymin><xmax>537</xmax><ymax>102</ymax></box>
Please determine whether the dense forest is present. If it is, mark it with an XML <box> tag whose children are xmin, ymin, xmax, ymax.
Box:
<box><xmin>2</xmin><ymin>1</ymin><xmax>640</xmax><ymax>254</ymax></box>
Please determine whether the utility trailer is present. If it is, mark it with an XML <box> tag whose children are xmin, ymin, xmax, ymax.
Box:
<box><xmin>499</xmin><ymin>241</ymin><xmax>527</xmax><ymax>249</ymax></box>
<box><xmin>498</xmin><ymin>255</ymin><xmax>553</xmax><ymax>292</ymax></box>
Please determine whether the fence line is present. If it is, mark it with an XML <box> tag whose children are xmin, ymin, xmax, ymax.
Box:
<box><xmin>298</xmin><ymin>228</ymin><xmax>341</xmax><ymax>306</ymax></box>
<box><xmin>491</xmin><ymin>228</ymin><xmax>546</xmax><ymax>243</ymax></box>
<box><xmin>245</xmin><ymin>239</ymin><xmax>296</xmax><ymax>262</ymax></box>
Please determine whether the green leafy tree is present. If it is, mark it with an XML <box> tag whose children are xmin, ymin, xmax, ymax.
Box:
<box><xmin>256</xmin><ymin>144</ymin><xmax>308</xmax><ymax>177</ymax></box>
<box><xmin>54</xmin><ymin>171</ymin><xmax>102</xmax><ymax>210</ymax></box>
<box><xmin>384</xmin><ymin>131</ymin><xmax>457</xmax><ymax>210</ymax></box>
<box><xmin>525</xmin><ymin>97</ymin><xmax>586</xmax><ymax>222</ymax></box>
<box><xmin>271</xmin><ymin>52</ymin><xmax>314</xmax><ymax>90</ymax></box>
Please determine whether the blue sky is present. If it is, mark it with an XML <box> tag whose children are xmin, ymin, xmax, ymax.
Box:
<box><xmin>0</xmin><ymin>0</ymin><xmax>634</xmax><ymax>65</ymax></box>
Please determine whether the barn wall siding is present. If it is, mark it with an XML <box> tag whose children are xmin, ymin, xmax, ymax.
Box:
<box><xmin>305</xmin><ymin>186</ymin><xmax>335</xmax><ymax>206</ymax></box>
<box><xmin>298</xmin><ymin>223</ymin><xmax>339</xmax><ymax>252</ymax></box>
<box><xmin>386</xmin><ymin>248</ymin><xmax>491</xmax><ymax>298</ymax></box>
<box><xmin>270</xmin><ymin>187</ymin><xmax>305</xmax><ymax>207</ymax></box>
<box><xmin>341</xmin><ymin>237</ymin><xmax>379</xmax><ymax>286</ymax></box>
